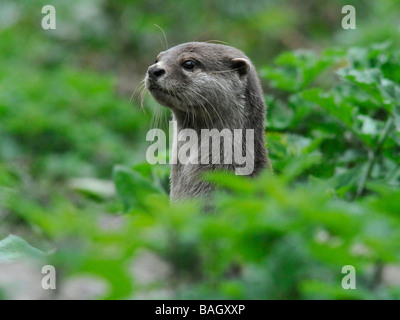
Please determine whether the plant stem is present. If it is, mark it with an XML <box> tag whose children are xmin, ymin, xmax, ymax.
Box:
<box><xmin>356</xmin><ymin>117</ymin><xmax>394</xmax><ymax>198</ymax></box>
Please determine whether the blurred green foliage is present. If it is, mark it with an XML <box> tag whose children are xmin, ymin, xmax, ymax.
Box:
<box><xmin>0</xmin><ymin>0</ymin><xmax>399</xmax><ymax>300</ymax></box>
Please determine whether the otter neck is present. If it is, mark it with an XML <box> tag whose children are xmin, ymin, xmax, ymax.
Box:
<box><xmin>171</xmin><ymin>101</ymin><xmax>245</xmax><ymax>133</ymax></box>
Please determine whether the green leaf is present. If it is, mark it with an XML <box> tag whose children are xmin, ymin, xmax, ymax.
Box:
<box><xmin>301</xmin><ymin>280</ymin><xmax>371</xmax><ymax>300</ymax></box>
<box><xmin>338</xmin><ymin>68</ymin><xmax>396</xmax><ymax>112</ymax></box>
<box><xmin>301</xmin><ymin>88</ymin><xmax>354</xmax><ymax>128</ymax></box>
<box><xmin>262</xmin><ymin>50</ymin><xmax>336</xmax><ymax>92</ymax></box>
<box><xmin>113</xmin><ymin>165</ymin><xmax>166</xmax><ymax>211</ymax></box>
<box><xmin>0</xmin><ymin>235</ymin><xmax>44</xmax><ymax>262</ymax></box>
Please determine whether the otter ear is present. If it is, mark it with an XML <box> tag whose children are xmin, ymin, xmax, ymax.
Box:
<box><xmin>231</xmin><ymin>58</ymin><xmax>251</xmax><ymax>77</ymax></box>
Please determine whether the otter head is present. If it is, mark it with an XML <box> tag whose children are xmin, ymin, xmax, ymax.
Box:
<box><xmin>145</xmin><ymin>42</ymin><xmax>253</xmax><ymax>123</ymax></box>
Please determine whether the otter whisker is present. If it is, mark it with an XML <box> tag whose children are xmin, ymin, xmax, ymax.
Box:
<box><xmin>182</xmin><ymin>91</ymin><xmax>194</xmax><ymax>128</ymax></box>
<box><xmin>154</xmin><ymin>24</ymin><xmax>169</xmax><ymax>50</ymax></box>
<box><xmin>191</xmin><ymin>91</ymin><xmax>212</xmax><ymax>128</ymax></box>
<box><xmin>151</xmin><ymin>101</ymin><xmax>163</xmax><ymax>131</ymax></box>
<box><xmin>203</xmin><ymin>39</ymin><xmax>229</xmax><ymax>45</ymax></box>
<box><xmin>196</xmin><ymin>97</ymin><xmax>213</xmax><ymax>129</ymax></box>
<box><xmin>190</xmin><ymin>89</ymin><xmax>225</xmax><ymax>128</ymax></box>
<box><xmin>139</xmin><ymin>85</ymin><xmax>148</xmax><ymax>113</ymax></box>
<box><xmin>182</xmin><ymin>91</ymin><xmax>195</xmax><ymax>126</ymax></box>
<box><xmin>130</xmin><ymin>79</ymin><xmax>146</xmax><ymax>103</ymax></box>
<box><xmin>208</xmin><ymin>68</ymin><xmax>244</xmax><ymax>74</ymax></box>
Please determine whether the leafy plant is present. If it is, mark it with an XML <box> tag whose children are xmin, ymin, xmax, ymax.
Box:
<box><xmin>1</xmin><ymin>0</ymin><xmax>400</xmax><ymax>300</ymax></box>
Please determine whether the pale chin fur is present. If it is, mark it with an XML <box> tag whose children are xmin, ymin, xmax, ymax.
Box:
<box><xmin>145</xmin><ymin>77</ymin><xmax>189</xmax><ymax>112</ymax></box>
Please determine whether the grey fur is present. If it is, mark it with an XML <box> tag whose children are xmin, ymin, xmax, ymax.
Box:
<box><xmin>145</xmin><ymin>42</ymin><xmax>270</xmax><ymax>200</ymax></box>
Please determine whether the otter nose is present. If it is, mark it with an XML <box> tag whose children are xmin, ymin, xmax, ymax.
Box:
<box><xmin>147</xmin><ymin>66</ymin><xmax>166</xmax><ymax>79</ymax></box>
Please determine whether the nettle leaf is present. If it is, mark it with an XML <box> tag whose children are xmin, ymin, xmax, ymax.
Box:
<box><xmin>338</xmin><ymin>68</ymin><xmax>395</xmax><ymax>111</ymax></box>
<box><xmin>112</xmin><ymin>165</ymin><xmax>166</xmax><ymax>211</ymax></box>
<box><xmin>203</xmin><ymin>171</ymin><xmax>255</xmax><ymax>194</ymax></box>
<box><xmin>356</xmin><ymin>115</ymin><xmax>380</xmax><ymax>138</ymax></box>
<box><xmin>301</xmin><ymin>88</ymin><xmax>354</xmax><ymax>128</ymax></box>
<box><xmin>283</xmin><ymin>153</ymin><xmax>322</xmax><ymax>181</ymax></box>
<box><xmin>266</xmin><ymin>132</ymin><xmax>289</xmax><ymax>161</ymax></box>
<box><xmin>347</xmin><ymin>43</ymin><xmax>391</xmax><ymax>70</ymax></box>
<box><xmin>262</xmin><ymin>65</ymin><xmax>299</xmax><ymax>92</ymax></box>
<box><xmin>0</xmin><ymin>235</ymin><xmax>44</xmax><ymax>263</ymax></box>
<box><xmin>380</xmin><ymin>79</ymin><xmax>400</xmax><ymax>103</ymax></box>
<box><xmin>265</xmin><ymin>95</ymin><xmax>294</xmax><ymax>130</ymax></box>
<box><xmin>394</xmin><ymin>106</ymin><xmax>400</xmax><ymax>132</ymax></box>
<box><xmin>287</xmin><ymin>94</ymin><xmax>316</xmax><ymax>127</ymax></box>
<box><xmin>262</xmin><ymin>50</ymin><xmax>338</xmax><ymax>92</ymax></box>
<box><xmin>327</xmin><ymin>165</ymin><xmax>364</xmax><ymax>197</ymax></box>
<box><xmin>301</xmin><ymin>279</ymin><xmax>371</xmax><ymax>300</ymax></box>
<box><xmin>68</xmin><ymin>178</ymin><xmax>116</xmax><ymax>200</ymax></box>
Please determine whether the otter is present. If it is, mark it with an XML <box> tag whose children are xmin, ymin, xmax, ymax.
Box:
<box><xmin>145</xmin><ymin>42</ymin><xmax>270</xmax><ymax>200</ymax></box>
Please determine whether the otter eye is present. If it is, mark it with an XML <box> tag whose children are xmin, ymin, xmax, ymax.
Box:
<box><xmin>181</xmin><ymin>60</ymin><xmax>196</xmax><ymax>70</ymax></box>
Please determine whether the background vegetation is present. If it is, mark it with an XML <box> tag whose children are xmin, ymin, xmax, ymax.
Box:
<box><xmin>0</xmin><ymin>0</ymin><xmax>399</xmax><ymax>299</ymax></box>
